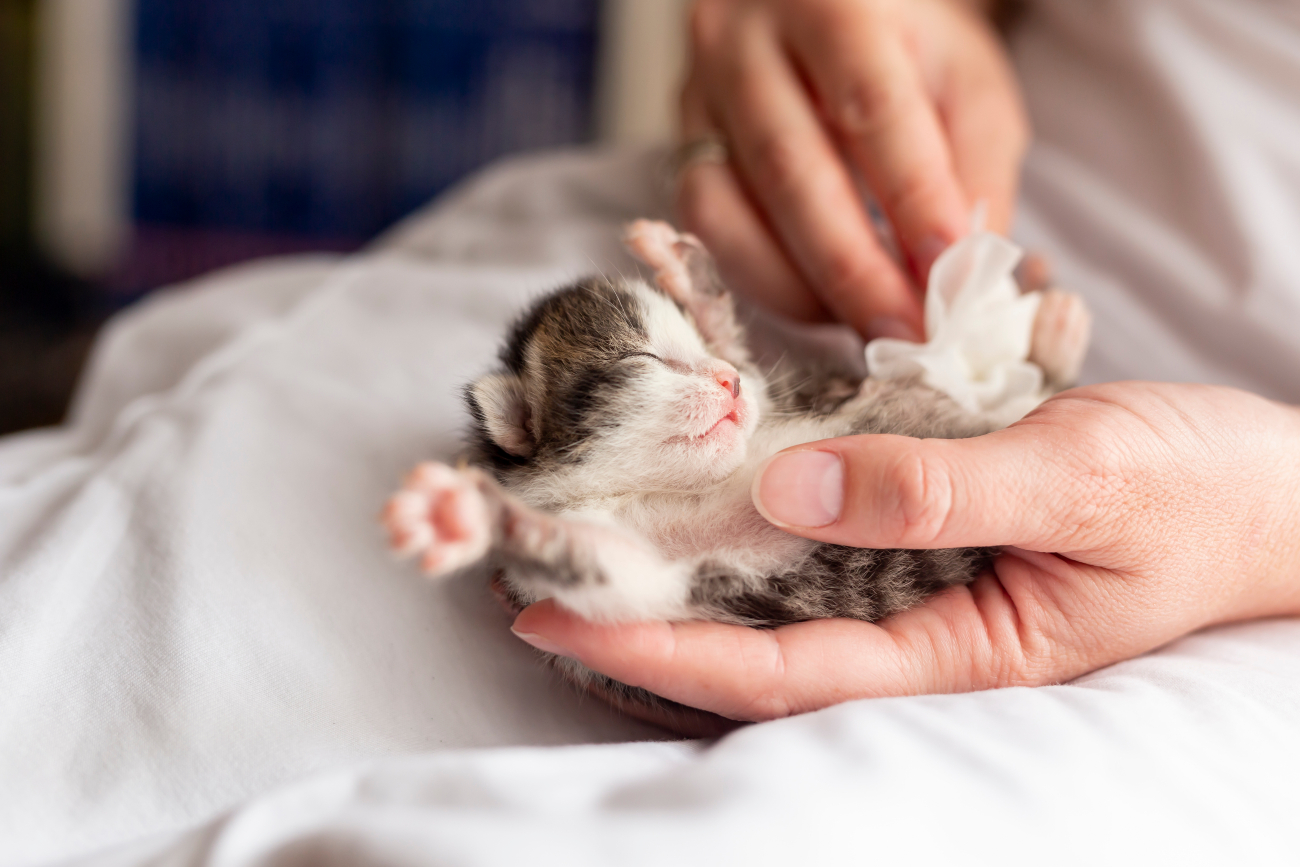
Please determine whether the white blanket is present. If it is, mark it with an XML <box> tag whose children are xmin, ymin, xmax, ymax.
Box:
<box><xmin>2</xmin><ymin>146</ymin><xmax>1295</xmax><ymax>867</ymax></box>
<box><xmin>8</xmin><ymin>2</ymin><xmax>1300</xmax><ymax>861</ymax></box>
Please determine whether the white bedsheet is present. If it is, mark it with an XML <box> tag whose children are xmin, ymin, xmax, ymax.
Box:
<box><xmin>7</xmin><ymin>2</ymin><xmax>1300</xmax><ymax>862</ymax></box>
<box><xmin>3</xmin><ymin>147</ymin><xmax>1294</xmax><ymax>867</ymax></box>
<box><xmin>55</xmin><ymin>622</ymin><xmax>1300</xmax><ymax>866</ymax></box>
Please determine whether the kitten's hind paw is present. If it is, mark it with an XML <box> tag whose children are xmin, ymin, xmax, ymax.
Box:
<box><xmin>624</xmin><ymin>219</ymin><xmax>746</xmax><ymax>361</ymax></box>
<box><xmin>382</xmin><ymin>462</ymin><xmax>492</xmax><ymax>578</ymax></box>
<box><xmin>1029</xmin><ymin>288</ymin><xmax>1092</xmax><ymax>392</ymax></box>
<box><xmin>624</xmin><ymin>219</ymin><xmax>724</xmax><ymax>302</ymax></box>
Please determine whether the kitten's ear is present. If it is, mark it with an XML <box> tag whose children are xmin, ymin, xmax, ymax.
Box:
<box><xmin>467</xmin><ymin>372</ymin><xmax>534</xmax><ymax>457</ymax></box>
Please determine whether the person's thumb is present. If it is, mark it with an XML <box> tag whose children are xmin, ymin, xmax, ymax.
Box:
<box><xmin>750</xmin><ymin>420</ymin><xmax>1115</xmax><ymax>553</ymax></box>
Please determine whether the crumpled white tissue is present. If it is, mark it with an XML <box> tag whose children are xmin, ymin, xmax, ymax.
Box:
<box><xmin>865</xmin><ymin>232</ymin><xmax>1042</xmax><ymax>427</ymax></box>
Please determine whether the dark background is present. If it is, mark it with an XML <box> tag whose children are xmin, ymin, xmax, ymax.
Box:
<box><xmin>0</xmin><ymin>0</ymin><xmax>602</xmax><ymax>434</ymax></box>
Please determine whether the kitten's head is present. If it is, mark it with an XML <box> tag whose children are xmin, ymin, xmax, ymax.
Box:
<box><xmin>466</xmin><ymin>277</ymin><xmax>759</xmax><ymax>496</ymax></box>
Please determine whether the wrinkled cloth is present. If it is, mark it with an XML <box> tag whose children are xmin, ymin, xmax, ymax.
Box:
<box><xmin>10</xmin><ymin>0</ymin><xmax>1300</xmax><ymax>861</ymax></box>
<box><xmin>0</xmin><ymin>150</ymin><xmax>673</xmax><ymax>867</ymax></box>
<box><xmin>53</xmin><ymin>620</ymin><xmax>1300</xmax><ymax>867</ymax></box>
<box><xmin>865</xmin><ymin>232</ymin><xmax>1043</xmax><ymax>426</ymax></box>
<box><xmin>2</xmin><ymin>144</ymin><xmax>1298</xmax><ymax>867</ymax></box>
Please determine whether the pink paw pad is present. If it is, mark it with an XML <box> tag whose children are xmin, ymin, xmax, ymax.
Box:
<box><xmin>381</xmin><ymin>462</ymin><xmax>492</xmax><ymax>578</ymax></box>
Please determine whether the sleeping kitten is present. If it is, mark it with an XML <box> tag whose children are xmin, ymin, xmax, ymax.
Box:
<box><xmin>383</xmin><ymin>220</ymin><xmax>1090</xmax><ymax>733</ymax></box>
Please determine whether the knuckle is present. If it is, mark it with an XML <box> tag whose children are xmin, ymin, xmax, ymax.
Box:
<box><xmin>886</xmin><ymin>447</ymin><xmax>954</xmax><ymax>546</ymax></box>
<box><xmin>817</xmin><ymin>243</ymin><xmax>879</xmax><ymax>298</ymax></box>
<box><xmin>750</xmin><ymin>132</ymin><xmax>806</xmax><ymax>192</ymax></box>
<box><xmin>724</xmin><ymin>631</ymin><xmax>794</xmax><ymax>721</ymax></box>
<box><xmin>884</xmin><ymin>165</ymin><xmax>950</xmax><ymax>220</ymax></box>
<box><xmin>826</xmin><ymin>75</ymin><xmax>900</xmax><ymax>142</ymax></box>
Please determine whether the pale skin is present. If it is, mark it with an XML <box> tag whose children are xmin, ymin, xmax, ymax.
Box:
<box><xmin>505</xmin><ymin>0</ymin><xmax>1300</xmax><ymax>726</ymax></box>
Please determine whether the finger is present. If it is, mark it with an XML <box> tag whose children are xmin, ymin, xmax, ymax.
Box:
<box><xmin>677</xmin><ymin>81</ymin><xmax>832</xmax><ymax>324</ymax></box>
<box><xmin>1015</xmin><ymin>252</ymin><xmax>1052</xmax><ymax>293</ymax></box>
<box><xmin>701</xmin><ymin>15</ymin><xmax>924</xmax><ymax>340</ymax></box>
<box><xmin>785</xmin><ymin>2</ymin><xmax>969</xmax><ymax>281</ymax></box>
<box><xmin>510</xmin><ymin>565</ymin><xmax>1078</xmax><ymax>721</ymax></box>
<box><xmin>511</xmin><ymin>598</ymin><xmax>935</xmax><ymax>721</ymax></box>
<box><xmin>750</xmin><ymin>406</ymin><xmax>1126</xmax><ymax>554</ymax></box>
<box><xmin>934</xmin><ymin>23</ymin><xmax>1029</xmax><ymax>234</ymax></box>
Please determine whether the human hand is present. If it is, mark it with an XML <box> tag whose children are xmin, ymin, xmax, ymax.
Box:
<box><xmin>511</xmin><ymin>382</ymin><xmax>1300</xmax><ymax>723</ymax></box>
<box><xmin>675</xmin><ymin>0</ymin><xmax>1028</xmax><ymax>341</ymax></box>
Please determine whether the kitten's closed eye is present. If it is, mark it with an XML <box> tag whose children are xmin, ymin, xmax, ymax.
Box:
<box><xmin>620</xmin><ymin>351</ymin><xmax>695</xmax><ymax>375</ymax></box>
<box><xmin>620</xmin><ymin>351</ymin><xmax>663</xmax><ymax>364</ymax></box>
<box><xmin>621</xmin><ymin>351</ymin><xmax>688</xmax><ymax>373</ymax></box>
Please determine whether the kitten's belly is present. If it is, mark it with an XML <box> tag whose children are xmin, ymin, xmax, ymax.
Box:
<box><xmin>654</xmin><ymin>503</ymin><xmax>810</xmax><ymax>567</ymax></box>
<box><xmin>618</xmin><ymin>474</ymin><xmax>815</xmax><ymax>571</ymax></box>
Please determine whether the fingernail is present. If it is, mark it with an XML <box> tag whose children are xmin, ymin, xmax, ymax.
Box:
<box><xmin>511</xmin><ymin>627</ymin><xmax>578</xmax><ymax>661</ymax></box>
<box><xmin>752</xmin><ymin>450</ymin><xmax>844</xmax><ymax>528</ymax></box>
<box><xmin>866</xmin><ymin>315</ymin><xmax>922</xmax><ymax>343</ymax></box>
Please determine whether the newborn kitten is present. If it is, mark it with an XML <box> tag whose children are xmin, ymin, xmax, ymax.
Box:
<box><xmin>383</xmin><ymin>220</ymin><xmax>1090</xmax><ymax>733</ymax></box>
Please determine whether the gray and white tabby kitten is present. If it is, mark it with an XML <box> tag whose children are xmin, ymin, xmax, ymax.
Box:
<box><xmin>383</xmin><ymin>220</ymin><xmax>1090</xmax><ymax>733</ymax></box>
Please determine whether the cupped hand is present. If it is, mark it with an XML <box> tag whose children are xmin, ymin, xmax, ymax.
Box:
<box><xmin>511</xmin><ymin>382</ymin><xmax>1300</xmax><ymax>723</ymax></box>
<box><xmin>675</xmin><ymin>0</ymin><xmax>1028</xmax><ymax>341</ymax></box>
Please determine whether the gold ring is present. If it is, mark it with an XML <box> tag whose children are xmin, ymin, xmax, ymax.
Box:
<box><xmin>669</xmin><ymin>134</ymin><xmax>730</xmax><ymax>182</ymax></box>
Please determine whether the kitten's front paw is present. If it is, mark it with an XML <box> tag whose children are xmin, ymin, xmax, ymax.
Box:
<box><xmin>1029</xmin><ymin>288</ymin><xmax>1092</xmax><ymax>391</ymax></box>
<box><xmin>382</xmin><ymin>462</ymin><xmax>492</xmax><ymax>577</ymax></box>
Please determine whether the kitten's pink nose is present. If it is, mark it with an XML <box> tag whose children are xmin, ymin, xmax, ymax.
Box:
<box><xmin>715</xmin><ymin>369</ymin><xmax>741</xmax><ymax>398</ymax></box>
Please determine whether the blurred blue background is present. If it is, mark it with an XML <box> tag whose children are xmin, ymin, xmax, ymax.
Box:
<box><xmin>0</xmin><ymin>0</ymin><xmax>666</xmax><ymax>433</ymax></box>
<box><xmin>126</xmin><ymin>0</ymin><xmax>600</xmax><ymax>290</ymax></box>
